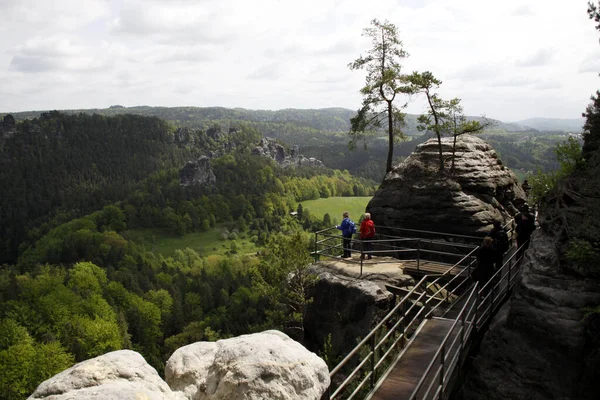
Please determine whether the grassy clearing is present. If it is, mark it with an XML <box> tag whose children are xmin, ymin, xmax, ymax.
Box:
<box><xmin>301</xmin><ymin>196</ymin><xmax>372</xmax><ymax>223</ymax></box>
<box><xmin>122</xmin><ymin>226</ymin><xmax>258</xmax><ymax>258</ymax></box>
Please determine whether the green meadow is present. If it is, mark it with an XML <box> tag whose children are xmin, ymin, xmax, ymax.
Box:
<box><xmin>122</xmin><ymin>226</ymin><xmax>258</xmax><ymax>258</ymax></box>
<box><xmin>301</xmin><ymin>196</ymin><xmax>372</xmax><ymax>223</ymax></box>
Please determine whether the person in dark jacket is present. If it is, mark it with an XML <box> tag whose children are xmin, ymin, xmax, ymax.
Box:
<box><xmin>515</xmin><ymin>211</ymin><xmax>536</xmax><ymax>258</ymax></box>
<box><xmin>359</xmin><ymin>212</ymin><xmax>376</xmax><ymax>260</ymax></box>
<box><xmin>336</xmin><ymin>211</ymin><xmax>355</xmax><ymax>258</ymax></box>
<box><xmin>475</xmin><ymin>237</ymin><xmax>496</xmax><ymax>290</ymax></box>
<box><xmin>488</xmin><ymin>221</ymin><xmax>509</xmax><ymax>270</ymax></box>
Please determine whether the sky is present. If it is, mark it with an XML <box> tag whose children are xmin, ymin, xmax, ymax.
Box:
<box><xmin>1</xmin><ymin>0</ymin><xmax>599</xmax><ymax>122</ymax></box>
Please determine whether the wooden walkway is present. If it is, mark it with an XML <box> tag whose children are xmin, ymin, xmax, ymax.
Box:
<box><xmin>402</xmin><ymin>261</ymin><xmax>467</xmax><ymax>277</ymax></box>
<box><xmin>368</xmin><ymin>318</ymin><xmax>458</xmax><ymax>400</ymax></box>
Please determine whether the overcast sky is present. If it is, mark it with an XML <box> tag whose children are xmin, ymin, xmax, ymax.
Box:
<box><xmin>1</xmin><ymin>0</ymin><xmax>599</xmax><ymax>121</ymax></box>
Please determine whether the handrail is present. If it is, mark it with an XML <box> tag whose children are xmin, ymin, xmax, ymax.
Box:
<box><xmin>409</xmin><ymin>284</ymin><xmax>479</xmax><ymax>399</ymax></box>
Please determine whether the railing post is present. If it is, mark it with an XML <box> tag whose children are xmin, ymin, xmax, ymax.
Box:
<box><xmin>439</xmin><ymin>343</ymin><xmax>445</xmax><ymax>399</ymax></box>
<box><xmin>314</xmin><ymin>231</ymin><xmax>319</xmax><ymax>263</ymax></box>
<box><xmin>460</xmin><ymin>302</ymin><xmax>466</xmax><ymax>349</ymax></box>
<box><xmin>370</xmin><ymin>334</ymin><xmax>376</xmax><ymax>390</ymax></box>
<box><xmin>475</xmin><ymin>290</ymin><xmax>480</xmax><ymax>330</ymax></box>
<box><xmin>417</xmin><ymin>239</ymin><xmax>421</xmax><ymax>277</ymax></box>
<box><xmin>508</xmin><ymin>256</ymin><xmax>512</xmax><ymax>290</ymax></box>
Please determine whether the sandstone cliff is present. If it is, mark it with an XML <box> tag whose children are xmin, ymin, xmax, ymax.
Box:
<box><xmin>457</xmin><ymin>131</ymin><xmax>600</xmax><ymax>399</ymax></box>
<box><xmin>367</xmin><ymin>135</ymin><xmax>526</xmax><ymax>236</ymax></box>
<box><xmin>252</xmin><ymin>137</ymin><xmax>325</xmax><ymax>168</ymax></box>
<box><xmin>180</xmin><ymin>156</ymin><xmax>217</xmax><ymax>186</ymax></box>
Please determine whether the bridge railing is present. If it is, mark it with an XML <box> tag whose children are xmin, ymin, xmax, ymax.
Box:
<box><xmin>313</xmin><ymin>227</ymin><xmax>478</xmax><ymax>277</ymax></box>
<box><xmin>326</xmin><ymin>275</ymin><xmax>434</xmax><ymax>400</ymax></box>
<box><xmin>323</xmin><ymin>238</ymin><xmax>531</xmax><ymax>400</ymax></box>
<box><xmin>409</xmin><ymin>283</ymin><xmax>479</xmax><ymax>399</ymax></box>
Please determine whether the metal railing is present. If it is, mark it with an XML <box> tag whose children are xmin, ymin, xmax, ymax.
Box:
<box><xmin>323</xmin><ymin>238</ymin><xmax>531</xmax><ymax>400</ymax></box>
<box><xmin>409</xmin><ymin>284</ymin><xmax>479</xmax><ymax>399</ymax></box>
<box><xmin>313</xmin><ymin>227</ymin><xmax>479</xmax><ymax>277</ymax></box>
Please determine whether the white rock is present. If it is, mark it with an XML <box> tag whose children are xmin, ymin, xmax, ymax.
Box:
<box><xmin>29</xmin><ymin>350</ymin><xmax>182</xmax><ymax>400</ymax></box>
<box><xmin>165</xmin><ymin>330</ymin><xmax>330</xmax><ymax>400</ymax></box>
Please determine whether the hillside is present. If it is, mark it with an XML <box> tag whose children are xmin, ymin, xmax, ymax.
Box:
<box><xmin>3</xmin><ymin>106</ymin><xmax>553</xmax><ymax>135</ymax></box>
<box><xmin>512</xmin><ymin>117</ymin><xmax>585</xmax><ymax>132</ymax></box>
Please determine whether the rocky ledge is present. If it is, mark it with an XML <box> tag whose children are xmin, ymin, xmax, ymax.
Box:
<box><xmin>252</xmin><ymin>137</ymin><xmax>324</xmax><ymax>168</ymax></box>
<box><xmin>29</xmin><ymin>331</ymin><xmax>329</xmax><ymax>400</ymax></box>
<box><xmin>180</xmin><ymin>156</ymin><xmax>217</xmax><ymax>186</ymax></box>
<box><xmin>367</xmin><ymin>135</ymin><xmax>527</xmax><ymax>236</ymax></box>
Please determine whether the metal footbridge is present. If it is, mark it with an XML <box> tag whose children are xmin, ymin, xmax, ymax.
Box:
<box><xmin>314</xmin><ymin>224</ymin><xmax>527</xmax><ymax>400</ymax></box>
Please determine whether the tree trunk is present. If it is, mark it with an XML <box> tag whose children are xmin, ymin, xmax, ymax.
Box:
<box><xmin>386</xmin><ymin>101</ymin><xmax>394</xmax><ymax>173</ymax></box>
<box><xmin>426</xmin><ymin>91</ymin><xmax>444</xmax><ymax>173</ymax></box>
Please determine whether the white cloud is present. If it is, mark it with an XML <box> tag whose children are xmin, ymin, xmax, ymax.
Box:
<box><xmin>0</xmin><ymin>0</ymin><xmax>598</xmax><ymax>121</ymax></box>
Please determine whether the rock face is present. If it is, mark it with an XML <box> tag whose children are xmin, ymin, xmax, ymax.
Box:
<box><xmin>28</xmin><ymin>350</ymin><xmax>181</xmax><ymax>400</ymax></box>
<box><xmin>304</xmin><ymin>265</ymin><xmax>397</xmax><ymax>357</ymax></box>
<box><xmin>180</xmin><ymin>156</ymin><xmax>216</xmax><ymax>186</ymax></box>
<box><xmin>165</xmin><ymin>330</ymin><xmax>330</xmax><ymax>400</ymax></box>
<box><xmin>458</xmin><ymin>230</ymin><xmax>600</xmax><ymax>400</ymax></box>
<box><xmin>367</xmin><ymin>135</ymin><xmax>527</xmax><ymax>236</ymax></box>
<box><xmin>252</xmin><ymin>137</ymin><xmax>324</xmax><ymax>168</ymax></box>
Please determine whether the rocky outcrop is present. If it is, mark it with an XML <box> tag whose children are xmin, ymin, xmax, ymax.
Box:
<box><xmin>30</xmin><ymin>331</ymin><xmax>329</xmax><ymax>400</ymax></box>
<box><xmin>304</xmin><ymin>265</ymin><xmax>400</xmax><ymax>357</ymax></box>
<box><xmin>165</xmin><ymin>330</ymin><xmax>329</xmax><ymax>400</ymax></box>
<box><xmin>252</xmin><ymin>137</ymin><xmax>324</xmax><ymax>168</ymax></box>
<box><xmin>458</xmin><ymin>230</ymin><xmax>600</xmax><ymax>400</ymax></box>
<box><xmin>180</xmin><ymin>156</ymin><xmax>216</xmax><ymax>186</ymax></box>
<box><xmin>368</xmin><ymin>135</ymin><xmax>526</xmax><ymax>236</ymax></box>
<box><xmin>28</xmin><ymin>350</ymin><xmax>181</xmax><ymax>400</ymax></box>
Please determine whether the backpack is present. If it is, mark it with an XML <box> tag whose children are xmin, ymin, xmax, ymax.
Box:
<box><xmin>349</xmin><ymin>220</ymin><xmax>357</xmax><ymax>234</ymax></box>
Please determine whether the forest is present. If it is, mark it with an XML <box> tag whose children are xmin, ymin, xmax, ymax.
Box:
<box><xmin>0</xmin><ymin>111</ymin><xmax>378</xmax><ymax>399</ymax></box>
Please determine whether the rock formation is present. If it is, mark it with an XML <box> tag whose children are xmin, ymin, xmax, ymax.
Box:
<box><xmin>304</xmin><ymin>264</ymin><xmax>410</xmax><ymax>357</ymax></box>
<box><xmin>252</xmin><ymin>137</ymin><xmax>325</xmax><ymax>168</ymax></box>
<box><xmin>458</xmin><ymin>229</ymin><xmax>600</xmax><ymax>400</ymax></box>
<box><xmin>166</xmin><ymin>330</ymin><xmax>329</xmax><ymax>400</ymax></box>
<box><xmin>180</xmin><ymin>156</ymin><xmax>216</xmax><ymax>186</ymax></box>
<box><xmin>458</xmin><ymin>126</ymin><xmax>600</xmax><ymax>399</ymax></box>
<box><xmin>28</xmin><ymin>350</ymin><xmax>182</xmax><ymax>400</ymax></box>
<box><xmin>367</xmin><ymin>135</ymin><xmax>527</xmax><ymax>236</ymax></box>
<box><xmin>30</xmin><ymin>331</ymin><xmax>329</xmax><ymax>400</ymax></box>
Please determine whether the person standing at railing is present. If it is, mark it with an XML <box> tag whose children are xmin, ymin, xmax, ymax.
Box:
<box><xmin>359</xmin><ymin>212</ymin><xmax>376</xmax><ymax>260</ymax></box>
<box><xmin>336</xmin><ymin>211</ymin><xmax>356</xmax><ymax>258</ymax></box>
<box><xmin>515</xmin><ymin>209</ymin><xmax>536</xmax><ymax>258</ymax></box>
<box><xmin>488</xmin><ymin>221</ymin><xmax>509</xmax><ymax>270</ymax></box>
<box><xmin>475</xmin><ymin>237</ymin><xmax>496</xmax><ymax>290</ymax></box>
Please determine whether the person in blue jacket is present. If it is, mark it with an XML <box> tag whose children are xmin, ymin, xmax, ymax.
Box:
<box><xmin>336</xmin><ymin>211</ymin><xmax>356</xmax><ymax>258</ymax></box>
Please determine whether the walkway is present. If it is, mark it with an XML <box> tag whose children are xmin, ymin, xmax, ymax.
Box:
<box><xmin>322</xmin><ymin>230</ymin><xmax>527</xmax><ymax>400</ymax></box>
<box><xmin>369</xmin><ymin>318</ymin><xmax>459</xmax><ymax>399</ymax></box>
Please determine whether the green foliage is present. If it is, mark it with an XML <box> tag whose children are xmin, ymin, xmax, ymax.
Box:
<box><xmin>529</xmin><ymin>137</ymin><xmax>583</xmax><ymax>203</ymax></box>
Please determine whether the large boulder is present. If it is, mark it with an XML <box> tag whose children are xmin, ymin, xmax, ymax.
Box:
<box><xmin>165</xmin><ymin>330</ymin><xmax>329</xmax><ymax>400</ymax></box>
<box><xmin>180</xmin><ymin>156</ymin><xmax>216</xmax><ymax>186</ymax></box>
<box><xmin>29</xmin><ymin>350</ymin><xmax>181</xmax><ymax>400</ymax></box>
<box><xmin>367</xmin><ymin>135</ymin><xmax>526</xmax><ymax>236</ymax></box>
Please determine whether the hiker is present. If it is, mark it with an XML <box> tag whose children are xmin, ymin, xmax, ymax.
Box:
<box><xmin>475</xmin><ymin>236</ymin><xmax>496</xmax><ymax>289</ymax></box>
<box><xmin>488</xmin><ymin>221</ymin><xmax>509</xmax><ymax>270</ymax></box>
<box><xmin>515</xmin><ymin>210</ymin><xmax>536</xmax><ymax>258</ymax></box>
<box><xmin>521</xmin><ymin>179</ymin><xmax>531</xmax><ymax>196</ymax></box>
<box><xmin>336</xmin><ymin>211</ymin><xmax>356</xmax><ymax>258</ymax></box>
<box><xmin>359</xmin><ymin>212</ymin><xmax>376</xmax><ymax>260</ymax></box>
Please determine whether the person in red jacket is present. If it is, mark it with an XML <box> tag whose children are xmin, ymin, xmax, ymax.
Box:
<box><xmin>360</xmin><ymin>213</ymin><xmax>376</xmax><ymax>260</ymax></box>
